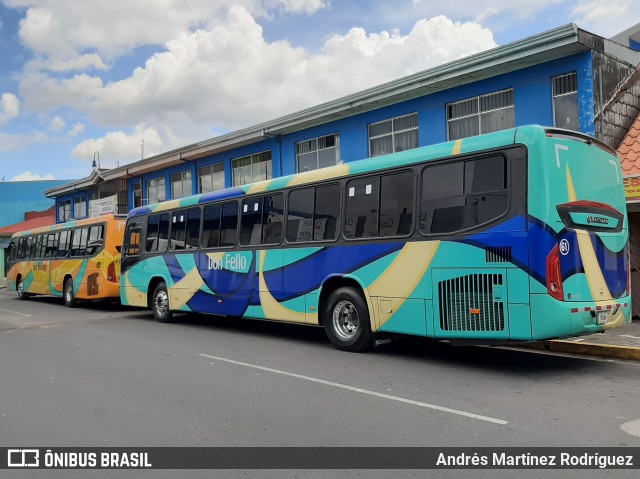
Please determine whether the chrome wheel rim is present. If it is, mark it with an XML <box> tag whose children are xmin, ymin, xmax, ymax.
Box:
<box><xmin>154</xmin><ymin>290</ymin><xmax>168</xmax><ymax>317</ymax></box>
<box><xmin>332</xmin><ymin>300</ymin><xmax>359</xmax><ymax>340</ymax></box>
<box><xmin>65</xmin><ymin>282</ymin><xmax>73</xmax><ymax>302</ymax></box>
<box><xmin>17</xmin><ymin>282</ymin><xmax>23</xmax><ymax>298</ymax></box>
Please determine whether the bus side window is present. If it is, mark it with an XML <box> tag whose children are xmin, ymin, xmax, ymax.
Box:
<box><xmin>57</xmin><ymin>230</ymin><xmax>71</xmax><ymax>257</ymax></box>
<box><xmin>202</xmin><ymin>204</ymin><xmax>222</xmax><ymax>248</ymax></box>
<box><xmin>240</xmin><ymin>198</ymin><xmax>263</xmax><ymax>246</ymax></box>
<box><xmin>220</xmin><ymin>202</ymin><xmax>238</xmax><ymax>247</ymax></box>
<box><xmin>262</xmin><ymin>194</ymin><xmax>283</xmax><ymax>244</ymax></box>
<box><xmin>87</xmin><ymin>225</ymin><xmax>104</xmax><ymax>256</ymax></box>
<box><xmin>185</xmin><ymin>208</ymin><xmax>201</xmax><ymax>250</ymax></box>
<box><xmin>344</xmin><ymin>177</ymin><xmax>380</xmax><ymax>239</ymax></box>
<box><xmin>7</xmin><ymin>239</ymin><xmax>16</xmax><ymax>264</ymax></box>
<box><xmin>35</xmin><ymin>235</ymin><xmax>43</xmax><ymax>258</ymax></box>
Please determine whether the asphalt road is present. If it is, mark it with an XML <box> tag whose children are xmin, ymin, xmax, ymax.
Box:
<box><xmin>1</xmin><ymin>289</ymin><xmax>639</xmax><ymax>479</ymax></box>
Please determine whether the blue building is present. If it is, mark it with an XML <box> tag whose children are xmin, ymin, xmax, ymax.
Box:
<box><xmin>46</xmin><ymin>24</ymin><xmax>640</xmax><ymax>219</ymax></box>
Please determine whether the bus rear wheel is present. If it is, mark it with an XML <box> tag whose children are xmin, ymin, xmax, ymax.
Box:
<box><xmin>17</xmin><ymin>278</ymin><xmax>28</xmax><ymax>300</ymax></box>
<box><xmin>64</xmin><ymin>278</ymin><xmax>76</xmax><ymax>308</ymax></box>
<box><xmin>324</xmin><ymin>287</ymin><xmax>373</xmax><ymax>352</ymax></box>
<box><xmin>152</xmin><ymin>282</ymin><xmax>174</xmax><ymax>323</ymax></box>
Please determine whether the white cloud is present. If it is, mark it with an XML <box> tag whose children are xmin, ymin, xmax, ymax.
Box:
<box><xmin>67</xmin><ymin>122</ymin><xmax>85</xmax><ymax>137</ymax></box>
<box><xmin>48</xmin><ymin>115</ymin><xmax>66</xmax><ymax>132</ymax></box>
<box><xmin>7</xmin><ymin>0</ymin><xmax>327</xmax><ymax>69</ymax></box>
<box><xmin>71</xmin><ymin>124</ymin><xmax>164</xmax><ymax>166</ymax></box>
<box><xmin>11</xmin><ymin>170</ymin><xmax>55</xmax><ymax>181</ymax></box>
<box><xmin>20</xmin><ymin>8</ymin><xmax>496</xmax><ymax>139</ymax></box>
<box><xmin>570</xmin><ymin>1</ymin><xmax>640</xmax><ymax>37</ymax></box>
<box><xmin>0</xmin><ymin>93</ymin><xmax>20</xmax><ymax>123</ymax></box>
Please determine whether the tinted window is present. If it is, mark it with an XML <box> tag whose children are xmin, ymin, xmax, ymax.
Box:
<box><xmin>58</xmin><ymin>230</ymin><xmax>71</xmax><ymax>257</ymax></box>
<box><xmin>185</xmin><ymin>208</ymin><xmax>201</xmax><ymax>250</ymax></box>
<box><xmin>380</xmin><ymin>172</ymin><xmax>414</xmax><ymax>237</ymax></box>
<box><xmin>26</xmin><ymin>237</ymin><xmax>35</xmax><ymax>259</ymax></box>
<box><xmin>420</xmin><ymin>156</ymin><xmax>508</xmax><ymax>234</ymax></box>
<box><xmin>287</xmin><ymin>188</ymin><xmax>314</xmax><ymax>243</ymax></box>
<box><xmin>287</xmin><ymin>184</ymin><xmax>340</xmax><ymax>243</ymax></box>
<box><xmin>345</xmin><ymin>178</ymin><xmax>380</xmax><ymax>239</ymax></box>
<box><xmin>147</xmin><ymin>214</ymin><xmax>171</xmax><ymax>253</ymax></box>
<box><xmin>262</xmin><ymin>194</ymin><xmax>284</xmax><ymax>244</ymax></box>
<box><xmin>35</xmin><ymin>236</ymin><xmax>43</xmax><ymax>258</ymax></box>
<box><xmin>220</xmin><ymin>202</ymin><xmax>238</xmax><ymax>247</ymax></box>
<box><xmin>45</xmin><ymin>233</ymin><xmax>59</xmax><ymax>257</ymax></box>
<box><xmin>70</xmin><ymin>228</ymin><xmax>88</xmax><ymax>256</ymax></box>
<box><xmin>123</xmin><ymin>223</ymin><xmax>141</xmax><ymax>257</ymax></box>
<box><xmin>240</xmin><ymin>198</ymin><xmax>263</xmax><ymax>245</ymax></box>
<box><xmin>87</xmin><ymin>225</ymin><xmax>104</xmax><ymax>255</ymax></box>
<box><xmin>202</xmin><ymin>204</ymin><xmax>222</xmax><ymax>248</ymax></box>
<box><xmin>171</xmin><ymin>211</ymin><xmax>187</xmax><ymax>250</ymax></box>
<box><xmin>17</xmin><ymin>238</ymin><xmax>25</xmax><ymax>259</ymax></box>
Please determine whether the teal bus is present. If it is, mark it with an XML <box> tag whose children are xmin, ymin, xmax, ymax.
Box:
<box><xmin>120</xmin><ymin>125</ymin><xmax>631</xmax><ymax>352</ymax></box>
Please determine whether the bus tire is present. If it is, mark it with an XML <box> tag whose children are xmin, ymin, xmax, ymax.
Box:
<box><xmin>324</xmin><ymin>287</ymin><xmax>373</xmax><ymax>352</ymax></box>
<box><xmin>64</xmin><ymin>278</ymin><xmax>76</xmax><ymax>308</ymax></box>
<box><xmin>17</xmin><ymin>278</ymin><xmax>28</xmax><ymax>300</ymax></box>
<box><xmin>152</xmin><ymin>282</ymin><xmax>174</xmax><ymax>323</ymax></box>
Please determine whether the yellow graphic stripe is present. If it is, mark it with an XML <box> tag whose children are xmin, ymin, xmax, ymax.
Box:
<box><xmin>566</xmin><ymin>166</ymin><xmax>627</xmax><ymax>328</ymax></box>
<box><xmin>258</xmin><ymin>251</ymin><xmax>308</xmax><ymax>324</ymax></box>
<box><xmin>245</xmin><ymin>181</ymin><xmax>273</xmax><ymax>195</ymax></box>
<box><xmin>170</xmin><ymin>268</ymin><xmax>205</xmax><ymax>310</ymax></box>
<box><xmin>452</xmin><ymin>139</ymin><xmax>462</xmax><ymax>155</ymax></box>
<box><xmin>368</xmin><ymin>241</ymin><xmax>440</xmax><ymax>328</ymax></box>
<box><xmin>287</xmin><ymin>164</ymin><xmax>350</xmax><ymax>188</ymax></box>
<box><xmin>566</xmin><ymin>165</ymin><xmax>614</xmax><ymax>304</ymax></box>
<box><xmin>124</xmin><ymin>273</ymin><xmax>147</xmax><ymax>307</ymax></box>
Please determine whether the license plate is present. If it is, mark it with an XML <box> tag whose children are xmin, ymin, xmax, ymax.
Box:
<box><xmin>596</xmin><ymin>311</ymin><xmax>608</xmax><ymax>325</ymax></box>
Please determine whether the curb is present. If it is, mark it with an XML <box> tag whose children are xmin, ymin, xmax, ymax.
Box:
<box><xmin>517</xmin><ymin>340</ymin><xmax>640</xmax><ymax>361</ymax></box>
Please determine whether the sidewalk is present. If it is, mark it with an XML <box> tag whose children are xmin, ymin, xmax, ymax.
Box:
<box><xmin>518</xmin><ymin>320</ymin><xmax>640</xmax><ymax>361</ymax></box>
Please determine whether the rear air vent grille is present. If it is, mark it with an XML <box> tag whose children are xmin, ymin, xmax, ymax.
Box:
<box><xmin>485</xmin><ymin>246</ymin><xmax>512</xmax><ymax>263</ymax></box>
<box><xmin>438</xmin><ymin>273</ymin><xmax>505</xmax><ymax>332</ymax></box>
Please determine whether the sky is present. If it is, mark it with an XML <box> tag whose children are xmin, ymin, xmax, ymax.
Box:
<box><xmin>0</xmin><ymin>0</ymin><xmax>639</xmax><ymax>182</ymax></box>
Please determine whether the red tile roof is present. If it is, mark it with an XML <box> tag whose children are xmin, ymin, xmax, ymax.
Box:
<box><xmin>0</xmin><ymin>207</ymin><xmax>56</xmax><ymax>236</ymax></box>
<box><xmin>619</xmin><ymin>113</ymin><xmax>640</xmax><ymax>176</ymax></box>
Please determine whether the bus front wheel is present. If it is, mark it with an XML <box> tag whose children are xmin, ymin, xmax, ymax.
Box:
<box><xmin>64</xmin><ymin>278</ymin><xmax>76</xmax><ymax>308</ymax></box>
<box><xmin>324</xmin><ymin>287</ymin><xmax>373</xmax><ymax>352</ymax></box>
<box><xmin>152</xmin><ymin>282</ymin><xmax>174</xmax><ymax>323</ymax></box>
<box><xmin>17</xmin><ymin>278</ymin><xmax>28</xmax><ymax>300</ymax></box>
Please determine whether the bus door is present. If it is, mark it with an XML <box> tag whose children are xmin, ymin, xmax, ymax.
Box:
<box><xmin>121</xmin><ymin>219</ymin><xmax>144</xmax><ymax>306</ymax></box>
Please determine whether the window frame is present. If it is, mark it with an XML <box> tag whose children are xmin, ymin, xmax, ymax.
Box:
<box><xmin>231</xmin><ymin>151</ymin><xmax>273</xmax><ymax>186</ymax></box>
<box><xmin>368</xmin><ymin>113</ymin><xmax>419</xmax><ymax>158</ymax></box>
<box><xmin>146</xmin><ymin>177</ymin><xmax>166</xmax><ymax>205</ymax></box>
<box><xmin>201</xmin><ymin>200</ymin><xmax>239</xmax><ymax>250</ymax></box>
<box><xmin>198</xmin><ymin>163</ymin><xmax>225</xmax><ymax>194</ymax></box>
<box><xmin>446</xmin><ymin>89</ymin><xmax>515</xmax><ymax>141</ymax></box>
<box><xmin>296</xmin><ymin>133</ymin><xmax>341</xmax><ymax>173</ymax></box>
<box><xmin>551</xmin><ymin>71</ymin><xmax>579</xmax><ymax>131</ymax></box>
<box><xmin>170</xmin><ymin>170</ymin><xmax>193</xmax><ymax>199</ymax></box>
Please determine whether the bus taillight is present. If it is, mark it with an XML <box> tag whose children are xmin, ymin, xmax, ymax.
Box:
<box><xmin>107</xmin><ymin>261</ymin><xmax>117</xmax><ymax>283</ymax></box>
<box><xmin>546</xmin><ymin>244</ymin><xmax>564</xmax><ymax>301</ymax></box>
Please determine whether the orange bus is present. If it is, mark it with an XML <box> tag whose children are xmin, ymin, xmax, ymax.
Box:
<box><xmin>6</xmin><ymin>214</ymin><xmax>126</xmax><ymax>307</ymax></box>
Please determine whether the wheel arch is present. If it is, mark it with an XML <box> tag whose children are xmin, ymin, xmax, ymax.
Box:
<box><xmin>318</xmin><ymin>274</ymin><xmax>377</xmax><ymax>330</ymax></box>
<box><xmin>147</xmin><ymin>276</ymin><xmax>170</xmax><ymax>310</ymax></box>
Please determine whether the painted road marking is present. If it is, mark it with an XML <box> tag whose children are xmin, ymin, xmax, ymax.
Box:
<box><xmin>198</xmin><ymin>353</ymin><xmax>508</xmax><ymax>425</ymax></box>
<box><xmin>621</xmin><ymin>419</ymin><xmax>640</xmax><ymax>438</ymax></box>
<box><xmin>0</xmin><ymin>308</ymin><xmax>32</xmax><ymax>317</ymax></box>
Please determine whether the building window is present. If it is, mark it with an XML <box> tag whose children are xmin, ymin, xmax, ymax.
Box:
<box><xmin>171</xmin><ymin>171</ymin><xmax>192</xmax><ymax>199</ymax></box>
<box><xmin>147</xmin><ymin>177</ymin><xmax>166</xmax><ymax>205</ymax></box>
<box><xmin>132</xmin><ymin>181</ymin><xmax>142</xmax><ymax>208</ymax></box>
<box><xmin>74</xmin><ymin>196</ymin><xmax>86</xmax><ymax>219</ymax></box>
<box><xmin>552</xmin><ymin>72</ymin><xmax>579</xmax><ymax>131</ymax></box>
<box><xmin>232</xmin><ymin>152</ymin><xmax>272</xmax><ymax>186</ymax></box>
<box><xmin>198</xmin><ymin>163</ymin><xmax>225</xmax><ymax>193</ymax></box>
<box><xmin>58</xmin><ymin>199</ymin><xmax>71</xmax><ymax>222</ymax></box>
<box><xmin>296</xmin><ymin>134</ymin><xmax>340</xmax><ymax>172</ymax></box>
<box><xmin>368</xmin><ymin>113</ymin><xmax>418</xmax><ymax>158</ymax></box>
<box><xmin>447</xmin><ymin>89</ymin><xmax>515</xmax><ymax>140</ymax></box>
